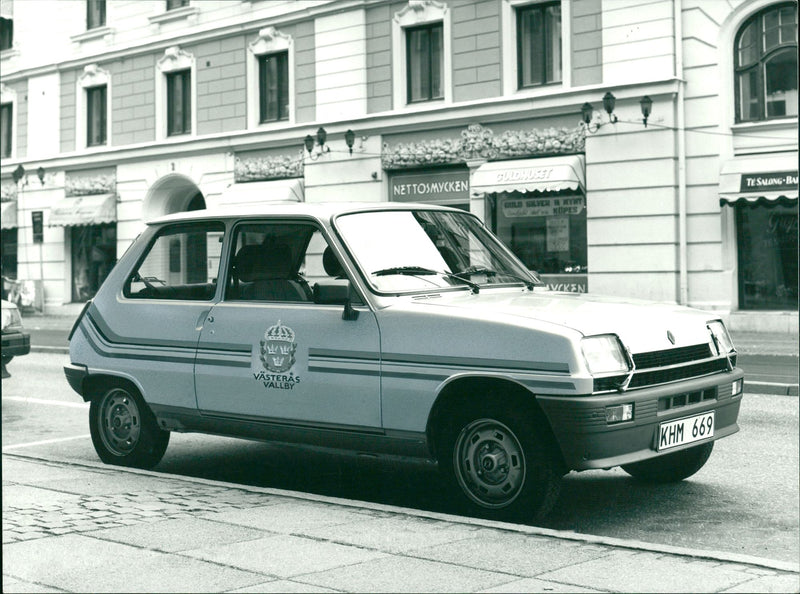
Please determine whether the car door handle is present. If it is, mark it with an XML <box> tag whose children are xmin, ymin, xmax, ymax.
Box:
<box><xmin>195</xmin><ymin>310</ymin><xmax>212</xmax><ymax>331</ymax></box>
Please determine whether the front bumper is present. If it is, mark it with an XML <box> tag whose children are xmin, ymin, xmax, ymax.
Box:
<box><xmin>2</xmin><ymin>331</ymin><xmax>31</xmax><ymax>358</ymax></box>
<box><xmin>537</xmin><ymin>368</ymin><xmax>745</xmax><ymax>470</ymax></box>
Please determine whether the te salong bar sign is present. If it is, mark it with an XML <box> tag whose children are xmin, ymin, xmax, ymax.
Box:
<box><xmin>740</xmin><ymin>171</ymin><xmax>798</xmax><ymax>192</ymax></box>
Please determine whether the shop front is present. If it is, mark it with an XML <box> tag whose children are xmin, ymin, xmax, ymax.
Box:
<box><xmin>471</xmin><ymin>155</ymin><xmax>587</xmax><ymax>292</ymax></box>
<box><xmin>719</xmin><ymin>152</ymin><xmax>798</xmax><ymax>312</ymax></box>
<box><xmin>48</xmin><ymin>192</ymin><xmax>117</xmax><ymax>302</ymax></box>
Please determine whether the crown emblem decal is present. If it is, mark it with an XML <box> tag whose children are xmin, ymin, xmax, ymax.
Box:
<box><xmin>260</xmin><ymin>320</ymin><xmax>297</xmax><ymax>373</ymax></box>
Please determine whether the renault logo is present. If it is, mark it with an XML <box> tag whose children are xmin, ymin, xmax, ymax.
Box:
<box><xmin>667</xmin><ymin>330</ymin><xmax>676</xmax><ymax>345</ymax></box>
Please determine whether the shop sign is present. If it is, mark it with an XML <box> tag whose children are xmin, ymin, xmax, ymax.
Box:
<box><xmin>740</xmin><ymin>171</ymin><xmax>798</xmax><ymax>193</ymax></box>
<box><xmin>31</xmin><ymin>211</ymin><xmax>43</xmax><ymax>244</ymax></box>
<box><xmin>540</xmin><ymin>273</ymin><xmax>588</xmax><ymax>293</ymax></box>
<box><xmin>502</xmin><ymin>196</ymin><xmax>585</xmax><ymax>218</ymax></box>
<box><xmin>391</xmin><ymin>170</ymin><xmax>469</xmax><ymax>202</ymax></box>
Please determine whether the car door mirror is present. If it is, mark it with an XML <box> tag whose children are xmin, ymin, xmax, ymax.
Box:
<box><xmin>314</xmin><ymin>279</ymin><xmax>350</xmax><ymax>304</ymax></box>
<box><xmin>313</xmin><ymin>279</ymin><xmax>360</xmax><ymax>320</ymax></box>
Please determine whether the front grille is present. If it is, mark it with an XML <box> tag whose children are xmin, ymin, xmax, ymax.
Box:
<box><xmin>633</xmin><ymin>344</ymin><xmax>712</xmax><ymax>369</ymax></box>
<box><xmin>593</xmin><ymin>343</ymin><xmax>733</xmax><ymax>393</ymax></box>
<box><xmin>658</xmin><ymin>387</ymin><xmax>717</xmax><ymax>411</ymax></box>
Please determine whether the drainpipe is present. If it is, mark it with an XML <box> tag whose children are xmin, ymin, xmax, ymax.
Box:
<box><xmin>675</xmin><ymin>0</ymin><xmax>688</xmax><ymax>305</ymax></box>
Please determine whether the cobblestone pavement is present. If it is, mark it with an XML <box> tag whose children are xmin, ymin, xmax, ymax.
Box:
<box><xmin>4</xmin><ymin>481</ymin><xmax>280</xmax><ymax>544</ymax></box>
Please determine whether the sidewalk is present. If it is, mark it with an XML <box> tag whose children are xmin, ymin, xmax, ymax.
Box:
<box><xmin>3</xmin><ymin>453</ymin><xmax>798</xmax><ymax>593</ymax></box>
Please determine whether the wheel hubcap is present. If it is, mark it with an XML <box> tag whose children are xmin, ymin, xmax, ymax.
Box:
<box><xmin>98</xmin><ymin>389</ymin><xmax>140</xmax><ymax>456</ymax></box>
<box><xmin>454</xmin><ymin>418</ymin><xmax>526</xmax><ymax>508</ymax></box>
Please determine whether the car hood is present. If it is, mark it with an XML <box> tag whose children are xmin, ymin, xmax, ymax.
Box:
<box><xmin>402</xmin><ymin>289</ymin><xmax>720</xmax><ymax>354</ymax></box>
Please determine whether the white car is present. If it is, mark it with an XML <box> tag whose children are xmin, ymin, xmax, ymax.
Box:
<box><xmin>2</xmin><ymin>298</ymin><xmax>31</xmax><ymax>378</ymax></box>
<box><xmin>65</xmin><ymin>202</ymin><xmax>743</xmax><ymax>520</ymax></box>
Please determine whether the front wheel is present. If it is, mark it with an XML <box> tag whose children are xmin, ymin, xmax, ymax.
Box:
<box><xmin>622</xmin><ymin>442</ymin><xmax>714</xmax><ymax>483</ymax></box>
<box><xmin>441</xmin><ymin>408</ymin><xmax>561</xmax><ymax>522</ymax></box>
<box><xmin>89</xmin><ymin>384</ymin><xmax>169</xmax><ymax>469</ymax></box>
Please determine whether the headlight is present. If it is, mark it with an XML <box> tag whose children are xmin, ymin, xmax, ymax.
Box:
<box><xmin>707</xmin><ymin>320</ymin><xmax>735</xmax><ymax>355</ymax></box>
<box><xmin>1</xmin><ymin>305</ymin><xmax>22</xmax><ymax>332</ymax></box>
<box><xmin>581</xmin><ymin>334</ymin><xmax>630</xmax><ymax>375</ymax></box>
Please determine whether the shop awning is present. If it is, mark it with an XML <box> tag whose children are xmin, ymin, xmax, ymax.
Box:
<box><xmin>48</xmin><ymin>193</ymin><xmax>117</xmax><ymax>226</ymax></box>
<box><xmin>1</xmin><ymin>201</ymin><xmax>17</xmax><ymax>229</ymax></box>
<box><xmin>471</xmin><ymin>155</ymin><xmax>586</xmax><ymax>195</ymax></box>
<box><xmin>219</xmin><ymin>178</ymin><xmax>304</xmax><ymax>207</ymax></box>
<box><xmin>719</xmin><ymin>153</ymin><xmax>798</xmax><ymax>206</ymax></box>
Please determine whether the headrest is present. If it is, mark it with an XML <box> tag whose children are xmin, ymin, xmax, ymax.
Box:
<box><xmin>322</xmin><ymin>246</ymin><xmax>345</xmax><ymax>278</ymax></box>
<box><xmin>235</xmin><ymin>243</ymin><xmax>293</xmax><ymax>281</ymax></box>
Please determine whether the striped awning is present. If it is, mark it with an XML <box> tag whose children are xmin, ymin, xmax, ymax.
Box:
<box><xmin>719</xmin><ymin>153</ymin><xmax>798</xmax><ymax>206</ymax></box>
<box><xmin>48</xmin><ymin>193</ymin><xmax>117</xmax><ymax>226</ymax></box>
<box><xmin>471</xmin><ymin>155</ymin><xmax>586</xmax><ymax>195</ymax></box>
<box><xmin>1</xmin><ymin>200</ymin><xmax>17</xmax><ymax>229</ymax></box>
<box><xmin>219</xmin><ymin>178</ymin><xmax>304</xmax><ymax>207</ymax></box>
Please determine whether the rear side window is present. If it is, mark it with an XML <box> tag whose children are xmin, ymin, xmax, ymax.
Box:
<box><xmin>124</xmin><ymin>222</ymin><xmax>225</xmax><ymax>300</ymax></box>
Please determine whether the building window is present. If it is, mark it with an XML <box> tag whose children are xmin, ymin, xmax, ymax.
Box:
<box><xmin>166</xmin><ymin>0</ymin><xmax>189</xmax><ymax>9</ymax></box>
<box><xmin>517</xmin><ymin>2</ymin><xmax>562</xmax><ymax>88</ymax></box>
<box><xmin>736</xmin><ymin>203</ymin><xmax>798</xmax><ymax>310</ymax></box>
<box><xmin>87</xmin><ymin>0</ymin><xmax>106</xmax><ymax>30</ymax></box>
<box><xmin>71</xmin><ymin>224</ymin><xmax>116</xmax><ymax>302</ymax></box>
<box><xmin>495</xmin><ymin>193</ymin><xmax>587</xmax><ymax>292</ymax></box>
<box><xmin>86</xmin><ymin>86</ymin><xmax>107</xmax><ymax>147</ymax></box>
<box><xmin>0</xmin><ymin>17</ymin><xmax>13</xmax><ymax>51</ymax></box>
<box><xmin>0</xmin><ymin>103</ymin><xmax>11</xmax><ymax>159</ymax></box>
<box><xmin>735</xmin><ymin>3</ymin><xmax>797</xmax><ymax>122</ymax></box>
<box><xmin>406</xmin><ymin>23</ymin><xmax>443</xmax><ymax>103</ymax></box>
<box><xmin>166</xmin><ymin>70</ymin><xmax>191</xmax><ymax>136</ymax></box>
<box><xmin>258</xmin><ymin>52</ymin><xmax>289</xmax><ymax>123</ymax></box>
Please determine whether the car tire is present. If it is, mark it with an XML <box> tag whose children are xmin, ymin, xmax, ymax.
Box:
<box><xmin>2</xmin><ymin>355</ymin><xmax>12</xmax><ymax>365</ymax></box>
<box><xmin>89</xmin><ymin>384</ymin><xmax>169</xmax><ymax>469</ymax></box>
<box><xmin>441</xmin><ymin>406</ymin><xmax>561</xmax><ymax>523</ymax></box>
<box><xmin>621</xmin><ymin>442</ymin><xmax>714</xmax><ymax>483</ymax></box>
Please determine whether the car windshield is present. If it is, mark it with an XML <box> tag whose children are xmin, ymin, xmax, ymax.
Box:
<box><xmin>334</xmin><ymin>209</ymin><xmax>535</xmax><ymax>294</ymax></box>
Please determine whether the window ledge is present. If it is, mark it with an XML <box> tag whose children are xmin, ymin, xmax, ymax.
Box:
<box><xmin>149</xmin><ymin>6</ymin><xmax>199</xmax><ymax>26</ymax></box>
<box><xmin>0</xmin><ymin>47</ymin><xmax>19</xmax><ymax>61</ymax></box>
<box><xmin>71</xmin><ymin>26</ymin><xmax>114</xmax><ymax>44</ymax></box>
<box><xmin>732</xmin><ymin>118</ymin><xmax>798</xmax><ymax>133</ymax></box>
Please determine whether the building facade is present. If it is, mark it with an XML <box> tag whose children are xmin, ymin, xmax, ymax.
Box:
<box><xmin>0</xmin><ymin>0</ymin><xmax>797</xmax><ymax>331</ymax></box>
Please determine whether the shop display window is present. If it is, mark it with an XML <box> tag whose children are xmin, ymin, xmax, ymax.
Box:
<box><xmin>736</xmin><ymin>203</ymin><xmax>798</xmax><ymax>310</ymax></box>
<box><xmin>495</xmin><ymin>192</ymin><xmax>587</xmax><ymax>288</ymax></box>
<box><xmin>71</xmin><ymin>224</ymin><xmax>116</xmax><ymax>302</ymax></box>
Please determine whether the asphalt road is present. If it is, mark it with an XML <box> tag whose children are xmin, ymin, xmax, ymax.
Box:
<box><xmin>2</xmin><ymin>352</ymin><xmax>798</xmax><ymax>565</ymax></box>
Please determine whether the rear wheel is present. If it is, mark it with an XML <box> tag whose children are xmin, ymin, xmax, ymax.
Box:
<box><xmin>441</xmin><ymin>406</ymin><xmax>561</xmax><ymax>522</ymax></box>
<box><xmin>622</xmin><ymin>442</ymin><xmax>714</xmax><ymax>483</ymax></box>
<box><xmin>89</xmin><ymin>384</ymin><xmax>169</xmax><ymax>469</ymax></box>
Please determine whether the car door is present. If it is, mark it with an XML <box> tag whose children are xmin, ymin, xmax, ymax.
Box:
<box><xmin>87</xmin><ymin>221</ymin><xmax>226</xmax><ymax>412</ymax></box>
<box><xmin>194</xmin><ymin>220</ymin><xmax>381</xmax><ymax>429</ymax></box>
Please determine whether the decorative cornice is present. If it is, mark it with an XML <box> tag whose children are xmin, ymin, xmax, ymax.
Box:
<box><xmin>382</xmin><ymin>123</ymin><xmax>586</xmax><ymax>169</ymax></box>
<box><xmin>1</xmin><ymin>182</ymin><xmax>17</xmax><ymax>201</ymax></box>
<box><xmin>234</xmin><ymin>152</ymin><xmax>304</xmax><ymax>182</ymax></box>
<box><xmin>157</xmin><ymin>46</ymin><xmax>193</xmax><ymax>72</ymax></box>
<box><xmin>65</xmin><ymin>172</ymin><xmax>116</xmax><ymax>196</ymax></box>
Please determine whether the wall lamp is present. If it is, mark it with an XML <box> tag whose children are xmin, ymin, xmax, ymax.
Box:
<box><xmin>581</xmin><ymin>92</ymin><xmax>654</xmax><ymax>133</ymax></box>
<box><xmin>11</xmin><ymin>164</ymin><xmax>46</xmax><ymax>186</ymax></box>
<box><xmin>304</xmin><ymin>128</ymin><xmax>365</xmax><ymax>158</ymax></box>
<box><xmin>304</xmin><ymin>127</ymin><xmax>331</xmax><ymax>160</ymax></box>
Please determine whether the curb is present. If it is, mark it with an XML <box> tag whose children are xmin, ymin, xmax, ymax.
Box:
<box><xmin>745</xmin><ymin>380</ymin><xmax>800</xmax><ymax>397</ymax></box>
<box><xmin>4</xmin><ymin>450</ymin><xmax>799</xmax><ymax>576</ymax></box>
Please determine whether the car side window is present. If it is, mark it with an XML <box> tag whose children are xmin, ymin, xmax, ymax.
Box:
<box><xmin>226</xmin><ymin>222</ymin><xmax>332</xmax><ymax>302</ymax></box>
<box><xmin>124</xmin><ymin>222</ymin><xmax>225</xmax><ymax>300</ymax></box>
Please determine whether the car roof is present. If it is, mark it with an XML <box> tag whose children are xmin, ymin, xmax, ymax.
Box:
<box><xmin>146</xmin><ymin>201</ymin><xmax>461</xmax><ymax>226</ymax></box>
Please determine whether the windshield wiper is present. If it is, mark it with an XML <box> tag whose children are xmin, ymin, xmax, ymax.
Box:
<box><xmin>372</xmin><ymin>266</ymin><xmax>439</xmax><ymax>276</ymax></box>
<box><xmin>446</xmin><ymin>266</ymin><xmax>536</xmax><ymax>292</ymax></box>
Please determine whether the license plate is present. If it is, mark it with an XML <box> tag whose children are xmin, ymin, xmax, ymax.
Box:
<box><xmin>658</xmin><ymin>411</ymin><xmax>715</xmax><ymax>451</ymax></box>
